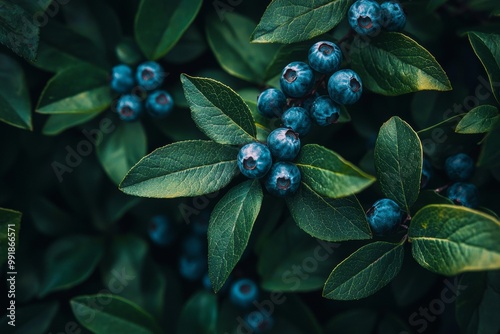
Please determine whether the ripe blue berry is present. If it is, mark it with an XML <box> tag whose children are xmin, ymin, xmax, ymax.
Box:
<box><xmin>181</xmin><ymin>234</ymin><xmax>206</xmax><ymax>257</ymax></box>
<box><xmin>267</xmin><ymin>128</ymin><xmax>301</xmax><ymax>161</ymax></box>
<box><xmin>281</xmin><ymin>107</ymin><xmax>312</xmax><ymax>136</ymax></box>
<box><xmin>230</xmin><ymin>278</ymin><xmax>259</xmax><ymax>308</ymax></box>
<box><xmin>237</xmin><ymin>142</ymin><xmax>273</xmax><ymax>179</ymax></box>
<box><xmin>265</xmin><ymin>162</ymin><xmax>301</xmax><ymax>197</ymax></box>
<box><xmin>421</xmin><ymin>158</ymin><xmax>433</xmax><ymax>188</ymax></box>
<box><xmin>146</xmin><ymin>90</ymin><xmax>174</xmax><ymax>118</ymax></box>
<box><xmin>310</xmin><ymin>96</ymin><xmax>340</xmax><ymax>126</ymax></box>
<box><xmin>328</xmin><ymin>69</ymin><xmax>363</xmax><ymax>105</ymax></box>
<box><xmin>136</xmin><ymin>61</ymin><xmax>165</xmax><ymax>91</ymax></box>
<box><xmin>366</xmin><ymin>198</ymin><xmax>404</xmax><ymax>236</ymax></box>
<box><xmin>110</xmin><ymin>64</ymin><xmax>135</xmax><ymax>93</ymax></box>
<box><xmin>245</xmin><ymin>312</ymin><xmax>274</xmax><ymax>333</ymax></box>
<box><xmin>308</xmin><ymin>41</ymin><xmax>343</xmax><ymax>74</ymax></box>
<box><xmin>148</xmin><ymin>215</ymin><xmax>175</xmax><ymax>246</ymax></box>
<box><xmin>381</xmin><ymin>1</ymin><xmax>406</xmax><ymax>32</ymax></box>
<box><xmin>280</xmin><ymin>61</ymin><xmax>315</xmax><ymax>98</ymax></box>
<box><xmin>179</xmin><ymin>255</ymin><xmax>206</xmax><ymax>281</ymax></box>
<box><xmin>257</xmin><ymin>88</ymin><xmax>287</xmax><ymax>118</ymax></box>
<box><xmin>348</xmin><ymin>0</ymin><xmax>383</xmax><ymax>36</ymax></box>
<box><xmin>447</xmin><ymin>182</ymin><xmax>480</xmax><ymax>209</ymax></box>
<box><xmin>445</xmin><ymin>153</ymin><xmax>475</xmax><ymax>181</ymax></box>
<box><xmin>115</xmin><ymin>94</ymin><xmax>143</xmax><ymax>122</ymax></box>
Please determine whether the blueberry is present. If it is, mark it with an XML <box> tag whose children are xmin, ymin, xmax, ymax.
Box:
<box><xmin>181</xmin><ymin>234</ymin><xmax>206</xmax><ymax>257</ymax></box>
<box><xmin>148</xmin><ymin>215</ymin><xmax>175</xmax><ymax>246</ymax></box>
<box><xmin>115</xmin><ymin>94</ymin><xmax>143</xmax><ymax>122</ymax></box>
<box><xmin>348</xmin><ymin>0</ymin><xmax>383</xmax><ymax>36</ymax></box>
<box><xmin>366</xmin><ymin>198</ymin><xmax>404</xmax><ymax>236</ymax></box>
<box><xmin>328</xmin><ymin>69</ymin><xmax>363</xmax><ymax>105</ymax></box>
<box><xmin>280</xmin><ymin>61</ymin><xmax>315</xmax><ymax>98</ymax></box>
<box><xmin>308</xmin><ymin>41</ymin><xmax>343</xmax><ymax>74</ymax></box>
<box><xmin>229</xmin><ymin>278</ymin><xmax>259</xmax><ymax>308</ymax></box>
<box><xmin>301</xmin><ymin>94</ymin><xmax>319</xmax><ymax>116</ymax></box>
<box><xmin>421</xmin><ymin>158</ymin><xmax>433</xmax><ymax>189</ymax></box>
<box><xmin>136</xmin><ymin>61</ymin><xmax>165</xmax><ymax>91</ymax></box>
<box><xmin>179</xmin><ymin>255</ymin><xmax>206</xmax><ymax>281</ymax></box>
<box><xmin>310</xmin><ymin>96</ymin><xmax>341</xmax><ymax>126</ymax></box>
<box><xmin>146</xmin><ymin>90</ymin><xmax>174</xmax><ymax>118</ymax></box>
<box><xmin>264</xmin><ymin>162</ymin><xmax>301</xmax><ymax>197</ymax></box>
<box><xmin>267</xmin><ymin>128</ymin><xmax>301</xmax><ymax>161</ymax></box>
<box><xmin>237</xmin><ymin>142</ymin><xmax>273</xmax><ymax>179</ymax></box>
<box><xmin>110</xmin><ymin>64</ymin><xmax>135</xmax><ymax>93</ymax></box>
<box><xmin>281</xmin><ymin>107</ymin><xmax>312</xmax><ymax>136</ymax></box>
<box><xmin>447</xmin><ymin>182</ymin><xmax>480</xmax><ymax>208</ymax></box>
<box><xmin>245</xmin><ymin>312</ymin><xmax>274</xmax><ymax>333</ymax></box>
<box><xmin>257</xmin><ymin>88</ymin><xmax>287</xmax><ymax>118</ymax></box>
<box><xmin>445</xmin><ymin>153</ymin><xmax>475</xmax><ymax>181</ymax></box>
<box><xmin>381</xmin><ymin>1</ymin><xmax>406</xmax><ymax>32</ymax></box>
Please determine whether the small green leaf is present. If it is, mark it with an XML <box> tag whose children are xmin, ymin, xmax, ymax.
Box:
<box><xmin>478</xmin><ymin>125</ymin><xmax>500</xmax><ymax>168</ymax></box>
<box><xmin>323</xmin><ymin>241</ymin><xmax>404</xmax><ymax>300</ymax></box>
<box><xmin>176</xmin><ymin>291</ymin><xmax>218</xmax><ymax>334</ymax></box>
<box><xmin>71</xmin><ymin>294</ymin><xmax>162</xmax><ymax>334</ymax></box>
<box><xmin>206</xmin><ymin>13</ymin><xmax>279</xmax><ymax>84</ymax></box>
<box><xmin>42</xmin><ymin>112</ymin><xmax>101</xmax><ymax>136</ymax></box>
<box><xmin>251</xmin><ymin>0</ymin><xmax>351</xmax><ymax>44</ymax></box>
<box><xmin>120</xmin><ymin>140</ymin><xmax>239</xmax><ymax>198</ymax></box>
<box><xmin>37</xmin><ymin>64</ymin><xmax>112</xmax><ymax>114</ymax></box>
<box><xmin>0</xmin><ymin>208</ymin><xmax>21</xmax><ymax>266</ymax></box>
<box><xmin>135</xmin><ymin>0</ymin><xmax>202</xmax><ymax>60</ymax></box>
<box><xmin>181</xmin><ymin>74</ymin><xmax>256</xmax><ymax>145</ymax></box>
<box><xmin>409</xmin><ymin>204</ymin><xmax>500</xmax><ymax>275</ymax></box>
<box><xmin>39</xmin><ymin>235</ymin><xmax>104</xmax><ymax>297</ymax></box>
<box><xmin>296</xmin><ymin>144</ymin><xmax>376</xmax><ymax>199</ymax></box>
<box><xmin>468</xmin><ymin>31</ymin><xmax>500</xmax><ymax>103</ymax></box>
<box><xmin>286</xmin><ymin>183</ymin><xmax>372</xmax><ymax>242</ymax></box>
<box><xmin>456</xmin><ymin>105</ymin><xmax>499</xmax><ymax>134</ymax></box>
<box><xmin>97</xmin><ymin>122</ymin><xmax>147</xmax><ymax>185</ymax></box>
<box><xmin>351</xmin><ymin>32</ymin><xmax>452</xmax><ymax>95</ymax></box>
<box><xmin>0</xmin><ymin>2</ymin><xmax>39</xmax><ymax>60</ymax></box>
<box><xmin>375</xmin><ymin>116</ymin><xmax>423</xmax><ymax>212</ymax></box>
<box><xmin>208</xmin><ymin>180</ymin><xmax>263</xmax><ymax>293</ymax></box>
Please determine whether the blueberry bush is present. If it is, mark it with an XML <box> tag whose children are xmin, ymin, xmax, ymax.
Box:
<box><xmin>1</xmin><ymin>0</ymin><xmax>500</xmax><ymax>333</ymax></box>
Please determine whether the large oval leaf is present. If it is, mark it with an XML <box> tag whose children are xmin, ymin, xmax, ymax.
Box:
<box><xmin>375</xmin><ymin>116</ymin><xmax>422</xmax><ymax>212</ymax></box>
<box><xmin>119</xmin><ymin>140</ymin><xmax>239</xmax><ymax>198</ymax></box>
<box><xmin>181</xmin><ymin>75</ymin><xmax>256</xmax><ymax>145</ymax></box>
<box><xmin>323</xmin><ymin>241</ymin><xmax>404</xmax><ymax>300</ymax></box>
<box><xmin>208</xmin><ymin>179</ymin><xmax>263</xmax><ymax>293</ymax></box>
<box><xmin>455</xmin><ymin>105</ymin><xmax>499</xmax><ymax>134</ymax></box>
<box><xmin>409</xmin><ymin>204</ymin><xmax>500</xmax><ymax>275</ymax></box>
<box><xmin>135</xmin><ymin>0</ymin><xmax>202</xmax><ymax>60</ymax></box>
<box><xmin>296</xmin><ymin>144</ymin><xmax>376</xmax><ymax>199</ymax></box>
<box><xmin>251</xmin><ymin>0</ymin><xmax>351</xmax><ymax>44</ymax></box>
<box><xmin>351</xmin><ymin>32</ymin><xmax>452</xmax><ymax>95</ymax></box>
<box><xmin>286</xmin><ymin>183</ymin><xmax>372</xmax><ymax>242</ymax></box>
<box><xmin>42</xmin><ymin>113</ymin><xmax>101</xmax><ymax>136</ymax></box>
<box><xmin>176</xmin><ymin>291</ymin><xmax>218</xmax><ymax>334</ymax></box>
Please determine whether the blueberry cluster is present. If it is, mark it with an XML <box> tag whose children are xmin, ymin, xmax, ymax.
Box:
<box><xmin>110</xmin><ymin>61</ymin><xmax>174</xmax><ymax>122</ymax></box>
<box><xmin>444</xmin><ymin>153</ymin><xmax>479</xmax><ymax>208</ymax></box>
<box><xmin>348</xmin><ymin>0</ymin><xmax>406</xmax><ymax>37</ymax></box>
<box><xmin>366</xmin><ymin>198</ymin><xmax>405</xmax><ymax>236</ymax></box>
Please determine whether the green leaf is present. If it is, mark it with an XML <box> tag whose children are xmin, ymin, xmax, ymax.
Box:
<box><xmin>71</xmin><ymin>294</ymin><xmax>162</xmax><ymax>334</ymax></box>
<box><xmin>0</xmin><ymin>1</ymin><xmax>39</xmax><ymax>60</ymax></box>
<box><xmin>323</xmin><ymin>241</ymin><xmax>404</xmax><ymax>300</ymax></box>
<box><xmin>350</xmin><ymin>32</ymin><xmax>452</xmax><ymax>95</ymax></box>
<box><xmin>0</xmin><ymin>54</ymin><xmax>32</xmax><ymax>130</ymax></box>
<box><xmin>478</xmin><ymin>125</ymin><xmax>500</xmax><ymax>168</ymax></box>
<box><xmin>97</xmin><ymin>122</ymin><xmax>147</xmax><ymax>185</ymax></box>
<box><xmin>251</xmin><ymin>0</ymin><xmax>351</xmax><ymax>44</ymax></box>
<box><xmin>176</xmin><ymin>291</ymin><xmax>217</xmax><ymax>334</ymax></box>
<box><xmin>455</xmin><ymin>105</ymin><xmax>499</xmax><ymax>134</ymax></box>
<box><xmin>181</xmin><ymin>75</ymin><xmax>256</xmax><ymax>145</ymax></box>
<box><xmin>409</xmin><ymin>204</ymin><xmax>500</xmax><ymax>275</ymax></box>
<box><xmin>0</xmin><ymin>208</ymin><xmax>21</xmax><ymax>266</ymax></box>
<box><xmin>30</xmin><ymin>197</ymin><xmax>81</xmax><ymax>236</ymax></box>
<box><xmin>37</xmin><ymin>64</ymin><xmax>112</xmax><ymax>114</ymax></box>
<box><xmin>208</xmin><ymin>179</ymin><xmax>263</xmax><ymax>293</ymax></box>
<box><xmin>374</xmin><ymin>116</ymin><xmax>423</xmax><ymax>212</ymax></box>
<box><xmin>135</xmin><ymin>0</ymin><xmax>202</xmax><ymax>60</ymax></box>
<box><xmin>163</xmin><ymin>25</ymin><xmax>206</xmax><ymax>64</ymax></box>
<box><xmin>0</xmin><ymin>301</ymin><xmax>58</xmax><ymax>333</ymax></box>
<box><xmin>286</xmin><ymin>183</ymin><xmax>372</xmax><ymax>242</ymax></box>
<box><xmin>120</xmin><ymin>140</ymin><xmax>239</xmax><ymax>198</ymax></box>
<box><xmin>206</xmin><ymin>13</ymin><xmax>279</xmax><ymax>84</ymax></box>
<box><xmin>296</xmin><ymin>144</ymin><xmax>376</xmax><ymax>199</ymax></box>
<box><xmin>42</xmin><ymin>112</ymin><xmax>101</xmax><ymax>136</ymax></box>
<box><xmin>468</xmin><ymin>31</ymin><xmax>500</xmax><ymax>103</ymax></box>
<box><xmin>39</xmin><ymin>235</ymin><xmax>104</xmax><ymax>297</ymax></box>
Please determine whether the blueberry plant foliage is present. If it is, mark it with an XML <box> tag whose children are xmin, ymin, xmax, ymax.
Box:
<box><xmin>1</xmin><ymin>0</ymin><xmax>500</xmax><ymax>333</ymax></box>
